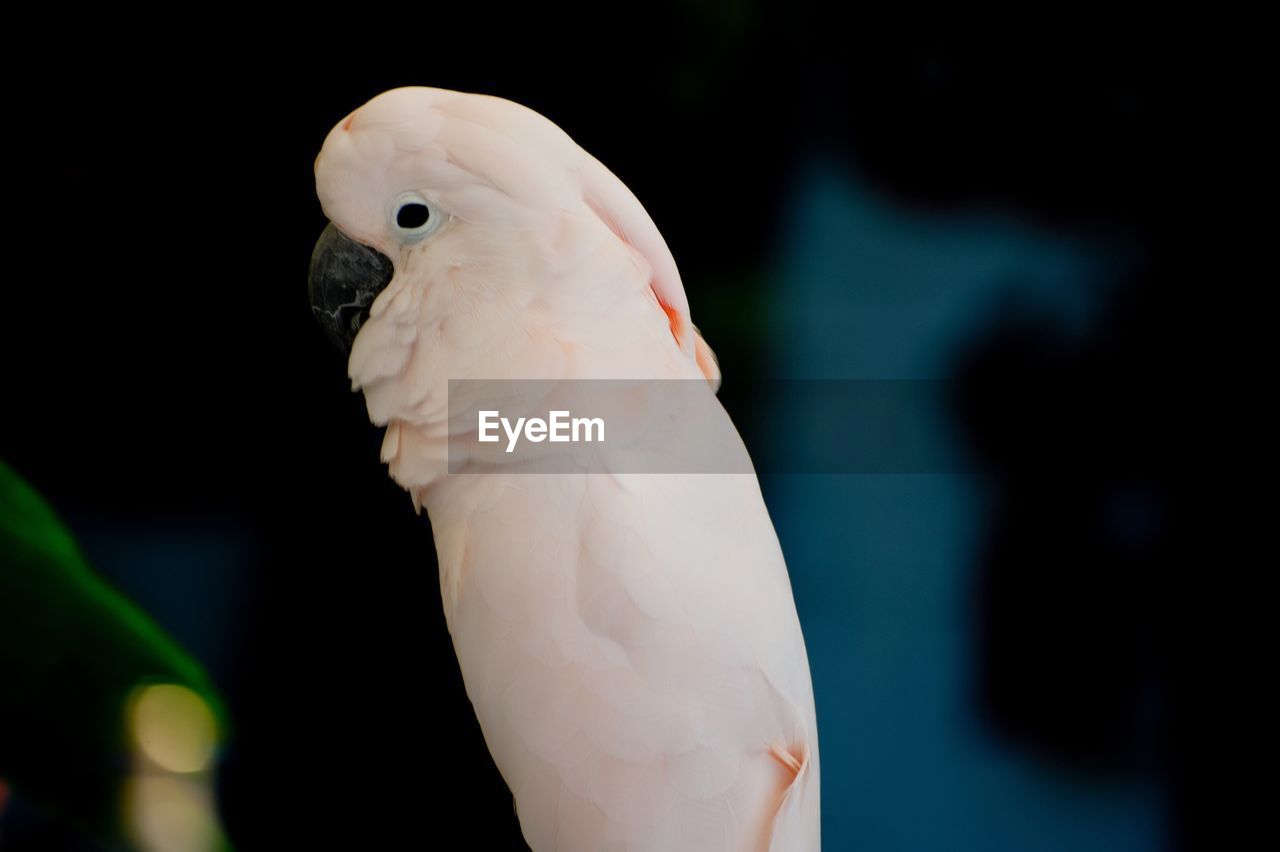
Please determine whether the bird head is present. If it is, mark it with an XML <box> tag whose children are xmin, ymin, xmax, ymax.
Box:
<box><xmin>309</xmin><ymin>87</ymin><xmax>719</xmax><ymax>488</ymax></box>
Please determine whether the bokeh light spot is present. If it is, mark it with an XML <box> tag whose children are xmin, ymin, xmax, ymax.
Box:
<box><xmin>130</xmin><ymin>684</ymin><xmax>218</xmax><ymax>773</ymax></box>
<box><xmin>125</xmin><ymin>775</ymin><xmax>221</xmax><ymax>852</ymax></box>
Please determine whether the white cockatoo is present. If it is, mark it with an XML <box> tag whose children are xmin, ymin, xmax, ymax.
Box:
<box><xmin>308</xmin><ymin>87</ymin><xmax>819</xmax><ymax>851</ymax></box>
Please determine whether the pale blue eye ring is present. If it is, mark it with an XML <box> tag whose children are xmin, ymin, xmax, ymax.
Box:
<box><xmin>389</xmin><ymin>192</ymin><xmax>443</xmax><ymax>242</ymax></box>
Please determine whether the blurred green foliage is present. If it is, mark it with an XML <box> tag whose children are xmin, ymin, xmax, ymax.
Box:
<box><xmin>0</xmin><ymin>459</ymin><xmax>222</xmax><ymax>842</ymax></box>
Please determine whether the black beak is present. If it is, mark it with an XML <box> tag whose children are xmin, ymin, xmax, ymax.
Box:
<box><xmin>308</xmin><ymin>223</ymin><xmax>394</xmax><ymax>351</ymax></box>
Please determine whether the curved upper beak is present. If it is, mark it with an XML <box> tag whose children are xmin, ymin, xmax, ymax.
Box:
<box><xmin>308</xmin><ymin>223</ymin><xmax>394</xmax><ymax>351</ymax></box>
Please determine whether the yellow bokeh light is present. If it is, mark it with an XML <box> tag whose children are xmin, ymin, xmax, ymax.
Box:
<box><xmin>130</xmin><ymin>684</ymin><xmax>218</xmax><ymax>774</ymax></box>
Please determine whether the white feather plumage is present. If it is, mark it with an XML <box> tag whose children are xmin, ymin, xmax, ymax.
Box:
<box><xmin>315</xmin><ymin>87</ymin><xmax>819</xmax><ymax>851</ymax></box>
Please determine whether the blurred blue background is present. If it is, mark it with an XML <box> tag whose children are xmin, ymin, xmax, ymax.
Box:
<box><xmin>764</xmin><ymin>158</ymin><xmax>1162</xmax><ymax>850</ymax></box>
<box><xmin>2</xmin><ymin>7</ymin><xmax>1211</xmax><ymax>850</ymax></box>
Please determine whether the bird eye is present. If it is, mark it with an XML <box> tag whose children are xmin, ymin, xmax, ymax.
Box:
<box><xmin>397</xmin><ymin>203</ymin><xmax>430</xmax><ymax>229</ymax></box>
<box><xmin>389</xmin><ymin>192</ymin><xmax>443</xmax><ymax>241</ymax></box>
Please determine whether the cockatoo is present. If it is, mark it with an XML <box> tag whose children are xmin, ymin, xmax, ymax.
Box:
<box><xmin>308</xmin><ymin>87</ymin><xmax>819</xmax><ymax>851</ymax></box>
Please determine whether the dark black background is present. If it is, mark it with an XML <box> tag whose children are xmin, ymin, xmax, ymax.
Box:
<box><xmin>1</xmin><ymin>8</ymin><xmax>1245</xmax><ymax>850</ymax></box>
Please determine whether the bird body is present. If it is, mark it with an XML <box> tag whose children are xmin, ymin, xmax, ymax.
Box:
<box><xmin>311</xmin><ymin>87</ymin><xmax>819</xmax><ymax>850</ymax></box>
